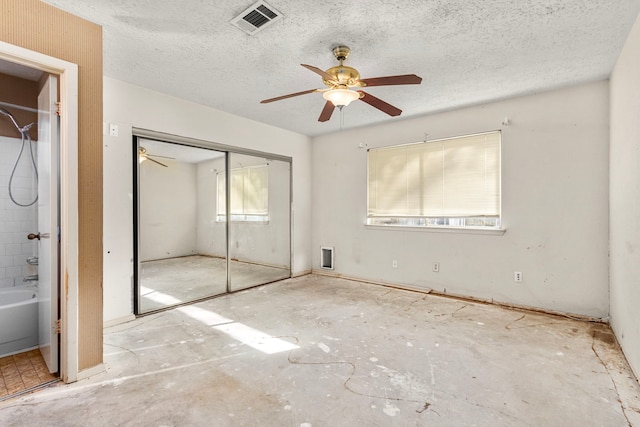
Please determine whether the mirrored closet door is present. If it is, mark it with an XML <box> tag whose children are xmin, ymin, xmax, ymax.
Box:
<box><xmin>134</xmin><ymin>135</ymin><xmax>291</xmax><ymax>314</ymax></box>
<box><xmin>227</xmin><ymin>153</ymin><xmax>291</xmax><ymax>292</ymax></box>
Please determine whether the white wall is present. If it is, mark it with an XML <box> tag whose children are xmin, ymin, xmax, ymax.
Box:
<box><xmin>610</xmin><ymin>12</ymin><xmax>640</xmax><ymax>379</ymax></box>
<box><xmin>0</xmin><ymin>136</ymin><xmax>37</xmax><ymax>287</ymax></box>
<box><xmin>103</xmin><ymin>77</ymin><xmax>312</xmax><ymax>324</ymax></box>
<box><xmin>312</xmin><ymin>81</ymin><xmax>610</xmax><ymax>318</ymax></box>
<box><xmin>139</xmin><ymin>160</ymin><xmax>197</xmax><ymax>261</ymax></box>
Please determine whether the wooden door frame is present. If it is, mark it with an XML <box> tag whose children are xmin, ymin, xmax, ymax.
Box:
<box><xmin>0</xmin><ymin>41</ymin><xmax>80</xmax><ymax>383</ymax></box>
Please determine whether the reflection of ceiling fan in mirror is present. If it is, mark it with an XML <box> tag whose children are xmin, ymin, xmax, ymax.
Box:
<box><xmin>260</xmin><ymin>45</ymin><xmax>422</xmax><ymax>122</ymax></box>
<box><xmin>138</xmin><ymin>146</ymin><xmax>175</xmax><ymax>167</ymax></box>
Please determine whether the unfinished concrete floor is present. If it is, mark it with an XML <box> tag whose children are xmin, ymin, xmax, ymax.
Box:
<box><xmin>0</xmin><ymin>275</ymin><xmax>639</xmax><ymax>426</ymax></box>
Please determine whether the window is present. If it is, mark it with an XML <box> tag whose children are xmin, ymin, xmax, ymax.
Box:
<box><xmin>217</xmin><ymin>164</ymin><xmax>269</xmax><ymax>222</ymax></box>
<box><xmin>367</xmin><ymin>131</ymin><xmax>501</xmax><ymax>229</ymax></box>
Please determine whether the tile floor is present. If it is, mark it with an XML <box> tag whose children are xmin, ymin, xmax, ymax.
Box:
<box><xmin>0</xmin><ymin>349</ymin><xmax>57</xmax><ymax>398</ymax></box>
<box><xmin>0</xmin><ymin>275</ymin><xmax>638</xmax><ymax>426</ymax></box>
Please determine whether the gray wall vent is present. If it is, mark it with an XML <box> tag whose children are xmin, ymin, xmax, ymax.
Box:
<box><xmin>230</xmin><ymin>1</ymin><xmax>283</xmax><ymax>35</ymax></box>
<box><xmin>320</xmin><ymin>246</ymin><xmax>334</xmax><ymax>270</ymax></box>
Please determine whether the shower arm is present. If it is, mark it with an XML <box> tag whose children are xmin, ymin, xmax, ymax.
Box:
<box><xmin>0</xmin><ymin>107</ymin><xmax>33</xmax><ymax>134</ymax></box>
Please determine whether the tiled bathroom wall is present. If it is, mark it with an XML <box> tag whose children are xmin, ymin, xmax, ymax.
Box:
<box><xmin>0</xmin><ymin>135</ymin><xmax>38</xmax><ymax>288</ymax></box>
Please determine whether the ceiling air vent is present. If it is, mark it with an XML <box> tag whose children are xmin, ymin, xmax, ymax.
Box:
<box><xmin>230</xmin><ymin>1</ymin><xmax>283</xmax><ymax>35</ymax></box>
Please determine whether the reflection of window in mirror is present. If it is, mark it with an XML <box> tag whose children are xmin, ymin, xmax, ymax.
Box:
<box><xmin>217</xmin><ymin>164</ymin><xmax>269</xmax><ymax>222</ymax></box>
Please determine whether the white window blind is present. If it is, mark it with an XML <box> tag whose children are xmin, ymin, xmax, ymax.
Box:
<box><xmin>217</xmin><ymin>164</ymin><xmax>268</xmax><ymax>220</ymax></box>
<box><xmin>368</xmin><ymin>131</ymin><xmax>501</xmax><ymax>226</ymax></box>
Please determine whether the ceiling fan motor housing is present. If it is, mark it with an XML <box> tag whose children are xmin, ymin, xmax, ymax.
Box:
<box><xmin>324</xmin><ymin>46</ymin><xmax>363</xmax><ymax>88</ymax></box>
<box><xmin>324</xmin><ymin>65</ymin><xmax>361</xmax><ymax>87</ymax></box>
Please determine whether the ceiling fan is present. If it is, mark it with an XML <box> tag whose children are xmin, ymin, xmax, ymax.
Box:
<box><xmin>260</xmin><ymin>45</ymin><xmax>422</xmax><ymax>122</ymax></box>
<box><xmin>138</xmin><ymin>146</ymin><xmax>174</xmax><ymax>167</ymax></box>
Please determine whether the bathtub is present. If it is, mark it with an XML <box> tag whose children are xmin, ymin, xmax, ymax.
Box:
<box><xmin>0</xmin><ymin>285</ymin><xmax>38</xmax><ymax>358</ymax></box>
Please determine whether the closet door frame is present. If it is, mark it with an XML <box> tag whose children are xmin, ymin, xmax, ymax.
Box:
<box><xmin>132</xmin><ymin>129</ymin><xmax>292</xmax><ymax>315</ymax></box>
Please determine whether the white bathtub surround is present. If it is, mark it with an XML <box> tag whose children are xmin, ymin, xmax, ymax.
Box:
<box><xmin>0</xmin><ymin>285</ymin><xmax>38</xmax><ymax>357</ymax></box>
<box><xmin>0</xmin><ymin>135</ymin><xmax>38</xmax><ymax>288</ymax></box>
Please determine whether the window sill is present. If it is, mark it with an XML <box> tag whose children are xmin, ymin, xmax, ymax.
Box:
<box><xmin>215</xmin><ymin>221</ymin><xmax>270</xmax><ymax>225</ymax></box>
<box><xmin>364</xmin><ymin>224</ymin><xmax>506</xmax><ymax>235</ymax></box>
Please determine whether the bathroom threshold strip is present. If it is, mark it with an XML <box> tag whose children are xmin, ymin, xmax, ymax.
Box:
<box><xmin>0</xmin><ymin>378</ymin><xmax>61</xmax><ymax>402</ymax></box>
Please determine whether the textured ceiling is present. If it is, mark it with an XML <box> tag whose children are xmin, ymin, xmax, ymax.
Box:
<box><xmin>41</xmin><ymin>0</ymin><xmax>640</xmax><ymax>136</ymax></box>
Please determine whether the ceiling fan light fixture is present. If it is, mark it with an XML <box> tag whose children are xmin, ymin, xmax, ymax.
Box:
<box><xmin>323</xmin><ymin>89</ymin><xmax>360</xmax><ymax>107</ymax></box>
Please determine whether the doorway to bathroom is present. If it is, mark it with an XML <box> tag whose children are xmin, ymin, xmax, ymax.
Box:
<box><xmin>0</xmin><ymin>59</ymin><xmax>61</xmax><ymax>396</ymax></box>
<box><xmin>133</xmin><ymin>132</ymin><xmax>292</xmax><ymax>314</ymax></box>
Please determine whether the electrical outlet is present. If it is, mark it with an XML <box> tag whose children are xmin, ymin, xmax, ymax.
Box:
<box><xmin>392</xmin><ymin>260</ymin><xmax>398</xmax><ymax>268</ymax></box>
<box><xmin>109</xmin><ymin>123</ymin><xmax>119</xmax><ymax>137</ymax></box>
<box><xmin>432</xmin><ymin>262</ymin><xmax>439</xmax><ymax>272</ymax></box>
<box><xmin>514</xmin><ymin>271</ymin><xmax>523</xmax><ymax>282</ymax></box>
